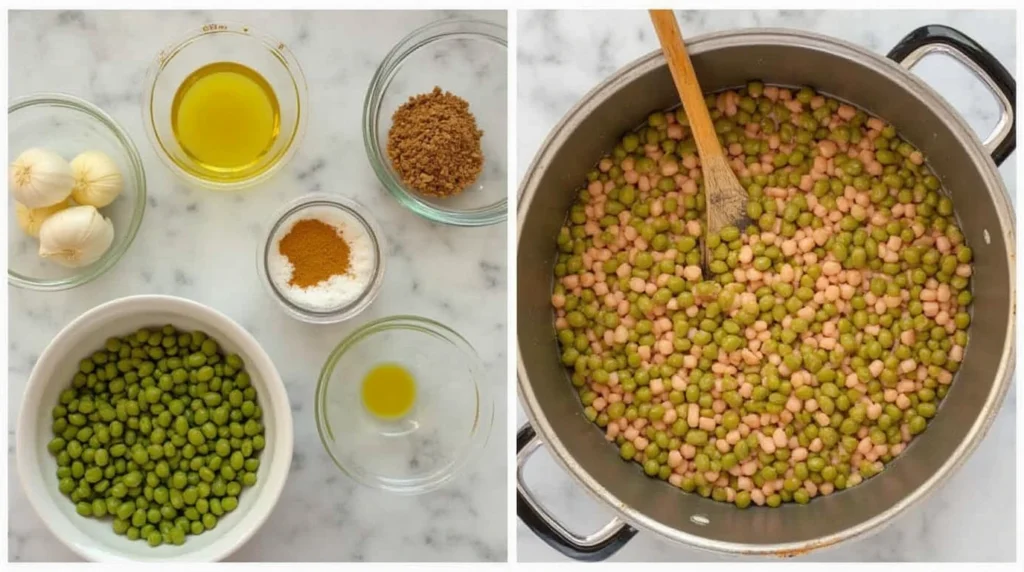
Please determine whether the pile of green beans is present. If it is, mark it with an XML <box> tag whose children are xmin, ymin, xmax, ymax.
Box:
<box><xmin>551</xmin><ymin>81</ymin><xmax>973</xmax><ymax>508</ymax></box>
<box><xmin>47</xmin><ymin>326</ymin><xmax>265</xmax><ymax>546</ymax></box>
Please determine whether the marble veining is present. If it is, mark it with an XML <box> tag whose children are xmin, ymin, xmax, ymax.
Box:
<box><xmin>517</xmin><ymin>9</ymin><xmax>1015</xmax><ymax>562</ymax></box>
<box><xmin>8</xmin><ymin>9</ymin><xmax>506</xmax><ymax>562</ymax></box>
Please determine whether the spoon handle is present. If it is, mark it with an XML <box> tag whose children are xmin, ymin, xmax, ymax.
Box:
<box><xmin>649</xmin><ymin>10</ymin><xmax>725</xmax><ymax>161</ymax></box>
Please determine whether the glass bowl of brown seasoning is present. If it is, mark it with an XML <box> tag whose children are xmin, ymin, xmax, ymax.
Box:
<box><xmin>257</xmin><ymin>194</ymin><xmax>386</xmax><ymax>324</ymax></box>
<box><xmin>363</xmin><ymin>18</ymin><xmax>507</xmax><ymax>227</ymax></box>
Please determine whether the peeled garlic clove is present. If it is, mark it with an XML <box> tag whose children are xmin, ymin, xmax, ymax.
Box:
<box><xmin>15</xmin><ymin>198</ymin><xmax>73</xmax><ymax>238</ymax></box>
<box><xmin>38</xmin><ymin>205</ymin><xmax>115</xmax><ymax>268</ymax></box>
<box><xmin>70</xmin><ymin>150</ymin><xmax>123</xmax><ymax>207</ymax></box>
<box><xmin>9</xmin><ymin>147</ymin><xmax>75</xmax><ymax>208</ymax></box>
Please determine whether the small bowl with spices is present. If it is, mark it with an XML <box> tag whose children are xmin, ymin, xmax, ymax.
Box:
<box><xmin>363</xmin><ymin>18</ymin><xmax>507</xmax><ymax>227</ymax></box>
<box><xmin>257</xmin><ymin>194</ymin><xmax>385</xmax><ymax>324</ymax></box>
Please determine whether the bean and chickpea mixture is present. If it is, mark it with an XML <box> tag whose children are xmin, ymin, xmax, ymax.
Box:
<box><xmin>47</xmin><ymin>326</ymin><xmax>266</xmax><ymax>546</ymax></box>
<box><xmin>551</xmin><ymin>81</ymin><xmax>974</xmax><ymax>508</ymax></box>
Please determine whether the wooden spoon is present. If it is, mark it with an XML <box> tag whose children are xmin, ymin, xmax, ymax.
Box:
<box><xmin>649</xmin><ymin>10</ymin><xmax>749</xmax><ymax>267</ymax></box>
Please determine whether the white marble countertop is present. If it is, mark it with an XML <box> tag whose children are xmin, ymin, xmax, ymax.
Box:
<box><xmin>517</xmin><ymin>9</ymin><xmax>1016</xmax><ymax>562</ymax></box>
<box><xmin>8</xmin><ymin>9</ymin><xmax>507</xmax><ymax>562</ymax></box>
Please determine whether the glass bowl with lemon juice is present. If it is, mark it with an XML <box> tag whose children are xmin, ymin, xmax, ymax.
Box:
<box><xmin>315</xmin><ymin>316</ymin><xmax>493</xmax><ymax>494</ymax></box>
<box><xmin>143</xmin><ymin>23</ymin><xmax>307</xmax><ymax>189</ymax></box>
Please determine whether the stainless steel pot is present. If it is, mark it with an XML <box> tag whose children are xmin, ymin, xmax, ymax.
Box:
<box><xmin>517</xmin><ymin>25</ymin><xmax>1015</xmax><ymax>560</ymax></box>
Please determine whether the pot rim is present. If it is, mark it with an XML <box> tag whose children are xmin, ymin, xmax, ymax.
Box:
<box><xmin>517</xmin><ymin>27</ymin><xmax>1015</xmax><ymax>556</ymax></box>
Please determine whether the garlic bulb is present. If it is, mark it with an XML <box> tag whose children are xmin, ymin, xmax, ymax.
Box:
<box><xmin>15</xmin><ymin>198</ymin><xmax>72</xmax><ymax>238</ymax></box>
<box><xmin>9</xmin><ymin>147</ymin><xmax>75</xmax><ymax>208</ymax></box>
<box><xmin>38</xmin><ymin>205</ymin><xmax>115</xmax><ymax>268</ymax></box>
<box><xmin>70</xmin><ymin>150</ymin><xmax>123</xmax><ymax>207</ymax></box>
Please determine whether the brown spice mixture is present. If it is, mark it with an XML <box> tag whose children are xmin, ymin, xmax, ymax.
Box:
<box><xmin>386</xmin><ymin>86</ymin><xmax>484</xmax><ymax>198</ymax></box>
<box><xmin>278</xmin><ymin>218</ymin><xmax>351</xmax><ymax>288</ymax></box>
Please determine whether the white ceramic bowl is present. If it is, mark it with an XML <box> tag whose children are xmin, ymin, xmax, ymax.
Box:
<box><xmin>16</xmin><ymin>295</ymin><xmax>293</xmax><ymax>562</ymax></box>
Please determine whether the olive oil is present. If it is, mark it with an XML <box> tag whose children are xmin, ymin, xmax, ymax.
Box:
<box><xmin>361</xmin><ymin>363</ymin><xmax>417</xmax><ymax>420</ymax></box>
<box><xmin>171</xmin><ymin>62</ymin><xmax>280</xmax><ymax>179</ymax></box>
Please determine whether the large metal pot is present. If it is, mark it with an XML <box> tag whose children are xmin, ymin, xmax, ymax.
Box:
<box><xmin>517</xmin><ymin>26</ymin><xmax>1015</xmax><ymax>560</ymax></box>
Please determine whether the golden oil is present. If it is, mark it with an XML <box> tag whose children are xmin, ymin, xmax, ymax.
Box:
<box><xmin>361</xmin><ymin>363</ymin><xmax>417</xmax><ymax>420</ymax></box>
<box><xmin>171</xmin><ymin>62</ymin><xmax>280</xmax><ymax>180</ymax></box>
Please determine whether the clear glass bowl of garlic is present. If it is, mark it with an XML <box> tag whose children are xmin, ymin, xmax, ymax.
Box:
<box><xmin>8</xmin><ymin>93</ymin><xmax>146</xmax><ymax>291</ymax></box>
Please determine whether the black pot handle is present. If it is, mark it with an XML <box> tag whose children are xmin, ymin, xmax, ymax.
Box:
<box><xmin>887</xmin><ymin>24</ymin><xmax>1016</xmax><ymax>166</ymax></box>
<box><xmin>517</xmin><ymin>423</ymin><xmax>638</xmax><ymax>561</ymax></box>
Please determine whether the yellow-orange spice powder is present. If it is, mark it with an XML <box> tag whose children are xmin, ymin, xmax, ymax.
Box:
<box><xmin>278</xmin><ymin>219</ymin><xmax>351</xmax><ymax>288</ymax></box>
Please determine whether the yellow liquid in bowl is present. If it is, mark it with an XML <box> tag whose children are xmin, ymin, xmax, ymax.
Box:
<box><xmin>361</xmin><ymin>363</ymin><xmax>416</xmax><ymax>420</ymax></box>
<box><xmin>171</xmin><ymin>61</ymin><xmax>280</xmax><ymax>178</ymax></box>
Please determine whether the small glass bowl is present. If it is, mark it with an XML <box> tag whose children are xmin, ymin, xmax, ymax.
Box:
<box><xmin>143</xmin><ymin>22</ymin><xmax>308</xmax><ymax>190</ymax></box>
<box><xmin>363</xmin><ymin>18</ymin><xmax>507</xmax><ymax>227</ymax></box>
<box><xmin>8</xmin><ymin>93</ymin><xmax>147</xmax><ymax>291</ymax></box>
<box><xmin>257</xmin><ymin>194</ymin><xmax>386</xmax><ymax>324</ymax></box>
<box><xmin>315</xmin><ymin>316</ymin><xmax>493</xmax><ymax>494</ymax></box>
